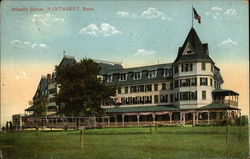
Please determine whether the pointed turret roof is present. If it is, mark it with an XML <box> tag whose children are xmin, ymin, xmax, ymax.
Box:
<box><xmin>58</xmin><ymin>55</ymin><xmax>77</xmax><ymax>67</ymax></box>
<box><xmin>174</xmin><ymin>27</ymin><xmax>214</xmax><ymax>64</ymax></box>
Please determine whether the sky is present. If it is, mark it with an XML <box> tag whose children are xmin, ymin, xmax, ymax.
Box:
<box><xmin>0</xmin><ymin>0</ymin><xmax>249</xmax><ymax>126</ymax></box>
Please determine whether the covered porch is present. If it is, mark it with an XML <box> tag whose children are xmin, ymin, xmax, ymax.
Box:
<box><xmin>105</xmin><ymin>104</ymin><xmax>241</xmax><ymax>127</ymax></box>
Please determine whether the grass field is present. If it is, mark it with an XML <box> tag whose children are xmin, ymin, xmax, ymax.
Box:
<box><xmin>0</xmin><ymin>126</ymin><xmax>249</xmax><ymax>159</ymax></box>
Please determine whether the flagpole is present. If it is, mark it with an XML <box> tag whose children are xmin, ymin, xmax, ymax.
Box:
<box><xmin>192</xmin><ymin>5</ymin><xmax>194</xmax><ymax>27</ymax></box>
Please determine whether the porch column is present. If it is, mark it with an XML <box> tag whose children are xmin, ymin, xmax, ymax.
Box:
<box><xmin>152</xmin><ymin>114</ymin><xmax>155</xmax><ymax>126</ymax></box>
<box><xmin>207</xmin><ymin>112</ymin><xmax>210</xmax><ymax>124</ymax></box>
<box><xmin>183</xmin><ymin>113</ymin><xmax>186</xmax><ymax>125</ymax></box>
<box><xmin>180</xmin><ymin>112</ymin><xmax>182</xmax><ymax>124</ymax></box>
<box><xmin>216</xmin><ymin>112</ymin><xmax>220</xmax><ymax>120</ymax></box>
<box><xmin>192</xmin><ymin>112</ymin><xmax>196</xmax><ymax>126</ymax></box>
<box><xmin>108</xmin><ymin>116</ymin><xmax>110</xmax><ymax>127</ymax></box>
<box><xmin>122</xmin><ymin>115</ymin><xmax>125</xmax><ymax>127</ymax></box>
<box><xmin>169</xmin><ymin>113</ymin><xmax>172</xmax><ymax>125</ymax></box>
<box><xmin>115</xmin><ymin>115</ymin><xmax>117</xmax><ymax>127</ymax></box>
<box><xmin>94</xmin><ymin>116</ymin><xmax>96</xmax><ymax>128</ymax></box>
<box><xmin>196</xmin><ymin>112</ymin><xmax>199</xmax><ymax>125</ymax></box>
<box><xmin>137</xmin><ymin>114</ymin><xmax>140</xmax><ymax>126</ymax></box>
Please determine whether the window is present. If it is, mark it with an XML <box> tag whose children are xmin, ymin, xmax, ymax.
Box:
<box><xmin>145</xmin><ymin>96</ymin><xmax>152</xmax><ymax>104</ymax></box>
<box><xmin>186</xmin><ymin>47</ymin><xmax>192</xmax><ymax>54</ymax></box>
<box><xmin>49</xmin><ymin>97</ymin><xmax>56</xmax><ymax>103</ymax></box>
<box><xmin>179</xmin><ymin>91</ymin><xmax>197</xmax><ymax>101</ymax></box>
<box><xmin>162</xmin><ymin>83</ymin><xmax>166</xmax><ymax>90</ymax></box>
<box><xmin>125</xmin><ymin>86</ymin><xmax>128</xmax><ymax>93</ymax></box>
<box><xmin>210</xmin><ymin>78</ymin><xmax>213</xmax><ymax>87</ymax></box>
<box><xmin>180</xmin><ymin>79</ymin><xmax>190</xmax><ymax>87</ymax></box>
<box><xmin>134</xmin><ymin>72</ymin><xmax>142</xmax><ymax>80</ymax></box>
<box><xmin>119</xmin><ymin>74</ymin><xmax>127</xmax><ymax>81</ymax></box>
<box><xmin>130</xmin><ymin>86</ymin><xmax>137</xmax><ymax>93</ymax></box>
<box><xmin>145</xmin><ymin>84</ymin><xmax>152</xmax><ymax>92</ymax></box>
<box><xmin>200</xmin><ymin>78</ymin><xmax>208</xmax><ymax>86</ymax></box>
<box><xmin>170</xmin><ymin>94</ymin><xmax>174</xmax><ymax>103</ymax></box>
<box><xmin>170</xmin><ymin>82</ymin><xmax>173</xmax><ymax>90</ymax></box>
<box><xmin>49</xmin><ymin>88</ymin><xmax>57</xmax><ymax>94</ymax></box>
<box><xmin>160</xmin><ymin>94</ymin><xmax>168</xmax><ymax>103</ymax></box>
<box><xmin>148</xmin><ymin>70</ymin><xmax>157</xmax><ymax>79</ymax></box>
<box><xmin>211</xmin><ymin>64</ymin><xmax>214</xmax><ymax>72</ymax></box>
<box><xmin>138</xmin><ymin>85</ymin><xmax>145</xmax><ymax>92</ymax></box>
<box><xmin>154</xmin><ymin>84</ymin><xmax>158</xmax><ymax>91</ymax></box>
<box><xmin>190</xmin><ymin>78</ymin><xmax>197</xmax><ymax>86</ymax></box>
<box><xmin>202</xmin><ymin>62</ymin><xmax>206</xmax><ymax>70</ymax></box>
<box><xmin>185</xmin><ymin>64</ymin><xmax>189</xmax><ymax>72</ymax></box>
<box><xmin>154</xmin><ymin>95</ymin><xmax>159</xmax><ymax>103</ymax></box>
<box><xmin>175</xmin><ymin>92</ymin><xmax>179</xmax><ymax>102</ymax></box>
<box><xmin>174</xmin><ymin>80</ymin><xmax>179</xmax><ymax>88</ymax></box>
<box><xmin>180</xmin><ymin>92</ymin><xmax>189</xmax><ymax>101</ymax></box>
<box><xmin>106</xmin><ymin>75</ymin><xmax>112</xmax><ymax>82</ymax></box>
<box><xmin>117</xmin><ymin>87</ymin><xmax>121</xmax><ymax>94</ymax></box>
<box><xmin>202</xmin><ymin>91</ymin><xmax>206</xmax><ymax>100</ymax></box>
<box><xmin>190</xmin><ymin>91</ymin><xmax>197</xmax><ymax>100</ymax></box>
<box><xmin>190</xmin><ymin>63</ymin><xmax>193</xmax><ymax>71</ymax></box>
<box><xmin>174</xmin><ymin>66</ymin><xmax>179</xmax><ymax>74</ymax></box>
<box><xmin>181</xmin><ymin>63</ymin><xmax>193</xmax><ymax>72</ymax></box>
<box><xmin>164</xmin><ymin>68</ymin><xmax>172</xmax><ymax>77</ymax></box>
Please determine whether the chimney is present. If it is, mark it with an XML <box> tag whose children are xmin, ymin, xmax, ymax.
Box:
<box><xmin>47</xmin><ymin>74</ymin><xmax>51</xmax><ymax>84</ymax></box>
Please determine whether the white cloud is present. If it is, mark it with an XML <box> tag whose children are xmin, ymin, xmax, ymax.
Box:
<box><xmin>220</xmin><ymin>38</ymin><xmax>239</xmax><ymax>46</ymax></box>
<box><xmin>116</xmin><ymin>8</ymin><xmax>171</xmax><ymax>21</ymax></box>
<box><xmin>79</xmin><ymin>23</ymin><xmax>122</xmax><ymax>36</ymax></box>
<box><xmin>141</xmin><ymin>8</ymin><xmax>170</xmax><ymax>21</ymax></box>
<box><xmin>10</xmin><ymin>40</ymin><xmax>22</xmax><ymax>48</ymax></box>
<box><xmin>211</xmin><ymin>7</ymin><xmax>222</xmax><ymax>12</ymax></box>
<box><xmin>16</xmin><ymin>72</ymin><xmax>28</xmax><ymax>80</ymax></box>
<box><xmin>134</xmin><ymin>49</ymin><xmax>156</xmax><ymax>56</ymax></box>
<box><xmin>223</xmin><ymin>9</ymin><xmax>237</xmax><ymax>16</ymax></box>
<box><xmin>206</xmin><ymin>7</ymin><xmax>223</xmax><ymax>19</ymax></box>
<box><xmin>206</xmin><ymin>12</ymin><xmax>211</xmax><ymax>15</ymax></box>
<box><xmin>117</xmin><ymin>11</ymin><xmax>130</xmax><ymax>18</ymax></box>
<box><xmin>31</xmin><ymin>13</ymin><xmax>64</xmax><ymax>31</ymax></box>
<box><xmin>10</xmin><ymin>40</ymin><xmax>48</xmax><ymax>49</ymax></box>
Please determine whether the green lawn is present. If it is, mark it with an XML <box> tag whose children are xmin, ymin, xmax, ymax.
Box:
<box><xmin>0</xmin><ymin>126</ymin><xmax>249</xmax><ymax>159</ymax></box>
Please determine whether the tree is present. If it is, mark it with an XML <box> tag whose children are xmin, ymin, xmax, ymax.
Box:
<box><xmin>33</xmin><ymin>100</ymin><xmax>47</xmax><ymax>117</ymax></box>
<box><xmin>55</xmin><ymin>58</ymin><xmax>115</xmax><ymax>117</ymax></box>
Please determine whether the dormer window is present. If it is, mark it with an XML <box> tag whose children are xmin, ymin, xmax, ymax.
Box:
<box><xmin>187</xmin><ymin>48</ymin><xmax>192</xmax><ymax>54</ymax></box>
<box><xmin>119</xmin><ymin>73</ymin><xmax>127</xmax><ymax>81</ymax></box>
<box><xmin>148</xmin><ymin>70</ymin><xmax>157</xmax><ymax>79</ymax></box>
<box><xmin>183</xmin><ymin>44</ymin><xmax>195</xmax><ymax>55</ymax></box>
<box><xmin>106</xmin><ymin>75</ymin><xmax>112</xmax><ymax>83</ymax></box>
<box><xmin>164</xmin><ymin>68</ymin><xmax>172</xmax><ymax>77</ymax></box>
<box><xmin>134</xmin><ymin>72</ymin><xmax>142</xmax><ymax>80</ymax></box>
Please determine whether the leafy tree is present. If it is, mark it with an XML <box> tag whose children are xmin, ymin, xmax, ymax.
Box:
<box><xmin>33</xmin><ymin>100</ymin><xmax>47</xmax><ymax>117</ymax></box>
<box><xmin>55</xmin><ymin>58</ymin><xmax>115</xmax><ymax>117</ymax></box>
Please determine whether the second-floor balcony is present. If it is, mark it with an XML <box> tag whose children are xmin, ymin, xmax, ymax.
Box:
<box><xmin>212</xmin><ymin>89</ymin><xmax>239</xmax><ymax>108</ymax></box>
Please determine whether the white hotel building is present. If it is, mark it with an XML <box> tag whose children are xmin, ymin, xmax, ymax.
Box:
<box><xmin>25</xmin><ymin>27</ymin><xmax>240</xmax><ymax>125</ymax></box>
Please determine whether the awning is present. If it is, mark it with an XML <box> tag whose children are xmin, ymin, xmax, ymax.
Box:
<box><xmin>105</xmin><ymin>105</ymin><xmax>178</xmax><ymax>114</ymax></box>
<box><xmin>198</xmin><ymin>103</ymin><xmax>240</xmax><ymax>110</ymax></box>
<box><xmin>212</xmin><ymin>89</ymin><xmax>239</xmax><ymax>96</ymax></box>
<box><xmin>25</xmin><ymin>106</ymin><xmax>34</xmax><ymax>111</ymax></box>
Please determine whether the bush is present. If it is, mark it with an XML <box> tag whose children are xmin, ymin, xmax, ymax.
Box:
<box><xmin>235</xmin><ymin>115</ymin><xmax>248</xmax><ymax>126</ymax></box>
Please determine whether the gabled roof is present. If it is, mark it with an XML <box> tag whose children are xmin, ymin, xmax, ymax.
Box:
<box><xmin>58</xmin><ymin>55</ymin><xmax>77</xmax><ymax>67</ymax></box>
<box><xmin>108</xmin><ymin>63</ymin><xmax>172</xmax><ymax>75</ymax></box>
<box><xmin>33</xmin><ymin>76</ymin><xmax>48</xmax><ymax>100</ymax></box>
<box><xmin>97</xmin><ymin>62</ymin><xmax>123</xmax><ymax>75</ymax></box>
<box><xmin>174</xmin><ymin>27</ymin><xmax>214</xmax><ymax>64</ymax></box>
<box><xmin>214</xmin><ymin>66</ymin><xmax>224</xmax><ymax>83</ymax></box>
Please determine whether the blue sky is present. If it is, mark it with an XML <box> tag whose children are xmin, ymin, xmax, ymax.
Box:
<box><xmin>0</xmin><ymin>0</ymin><xmax>249</xmax><ymax>124</ymax></box>
<box><xmin>1</xmin><ymin>0</ymin><xmax>248</xmax><ymax>66</ymax></box>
